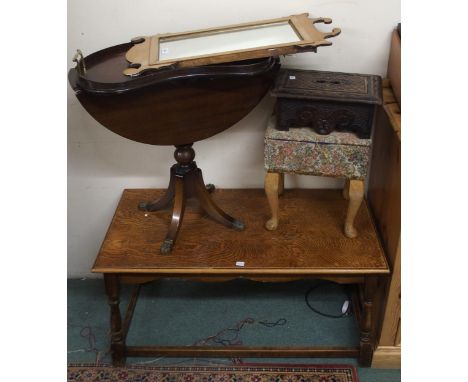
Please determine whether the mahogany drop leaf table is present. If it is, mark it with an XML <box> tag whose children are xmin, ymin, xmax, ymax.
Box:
<box><xmin>68</xmin><ymin>13</ymin><xmax>340</xmax><ymax>253</ymax></box>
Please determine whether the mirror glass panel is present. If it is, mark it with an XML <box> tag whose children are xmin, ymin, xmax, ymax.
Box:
<box><xmin>159</xmin><ymin>22</ymin><xmax>301</xmax><ymax>61</ymax></box>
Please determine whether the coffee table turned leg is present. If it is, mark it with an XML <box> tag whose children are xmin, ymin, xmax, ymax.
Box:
<box><xmin>264</xmin><ymin>172</ymin><xmax>281</xmax><ymax>231</ymax></box>
<box><xmin>359</xmin><ymin>277</ymin><xmax>378</xmax><ymax>367</ymax></box>
<box><xmin>104</xmin><ymin>274</ymin><xmax>126</xmax><ymax>366</ymax></box>
<box><xmin>344</xmin><ymin>179</ymin><xmax>364</xmax><ymax>238</ymax></box>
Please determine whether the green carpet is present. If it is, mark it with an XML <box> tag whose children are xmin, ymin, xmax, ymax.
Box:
<box><xmin>67</xmin><ymin>279</ymin><xmax>400</xmax><ymax>382</ymax></box>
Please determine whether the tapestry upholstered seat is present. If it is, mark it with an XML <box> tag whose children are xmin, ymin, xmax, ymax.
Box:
<box><xmin>264</xmin><ymin>116</ymin><xmax>372</xmax><ymax>238</ymax></box>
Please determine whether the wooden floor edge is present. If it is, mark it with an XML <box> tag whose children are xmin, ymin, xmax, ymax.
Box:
<box><xmin>371</xmin><ymin>346</ymin><xmax>401</xmax><ymax>369</ymax></box>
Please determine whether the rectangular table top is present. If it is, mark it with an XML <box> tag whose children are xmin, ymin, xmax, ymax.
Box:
<box><xmin>92</xmin><ymin>189</ymin><xmax>389</xmax><ymax>276</ymax></box>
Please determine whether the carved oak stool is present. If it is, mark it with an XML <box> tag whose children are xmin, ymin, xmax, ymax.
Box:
<box><xmin>264</xmin><ymin>118</ymin><xmax>372</xmax><ymax>238</ymax></box>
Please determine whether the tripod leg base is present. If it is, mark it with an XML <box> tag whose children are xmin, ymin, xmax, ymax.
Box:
<box><xmin>139</xmin><ymin>168</ymin><xmax>176</xmax><ymax>212</ymax></box>
<box><xmin>160</xmin><ymin>176</ymin><xmax>186</xmax><ymax>255</ymax></box>
<box><xmin>195</xmin><ymin>169</ymin><xmax>245</xmax><ymax>231</ymax></box>
<box><xmin>143</xmin><ymin>145</ymin><xmax>246</xmax><ymax>254</ymax></box>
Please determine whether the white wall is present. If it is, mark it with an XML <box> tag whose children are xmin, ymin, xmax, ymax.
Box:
<box><xmin>67</xmin><ymin>0</ymin><xmax>400</xmax><ymax>277</ymax></box>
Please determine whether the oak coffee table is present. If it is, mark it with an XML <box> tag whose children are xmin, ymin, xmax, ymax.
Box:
<box><xmin>92</xmin><ymin>188</ymin><xmax>389</xmax><ymax>367</ymax></box>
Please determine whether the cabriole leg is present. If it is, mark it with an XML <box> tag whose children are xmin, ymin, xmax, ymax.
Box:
<box><xmin>344</xmin><ymin>179</ymin><xmax>364</xmax><ymax>238</ymax></box>
<box><xmin>265</xmin><ymin>172</ymin><xmax>280</xmax><ymax>231</ymax></box>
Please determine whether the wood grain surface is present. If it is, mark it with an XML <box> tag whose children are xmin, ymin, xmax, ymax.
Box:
<box><xmin>123</xmin><ymin>13</ymin><xmax>340</xmax><ymax>74</ymax></box>
<box><xmin>92</xmin><ymin>189</ymin><xmax>389</xmax><ymax>275</ymax></box>
<box><xmin>75</xmin><ymin>74</ymin><xmax>274</xmax><ymax>146</ymax></box>
<box><xmin>367</xmin><ymin>86</ymin><xmax>401</xmax><ymax>267</ymax></box>
<box><xmin>69</xmin><ymin>44</ymin><xmax>279</xmax><ymax>146</ymax></box>
<box><xmin>367</xmin><ymin>81</ymin><xmax>401</xmax><ymax>368</ymax></box>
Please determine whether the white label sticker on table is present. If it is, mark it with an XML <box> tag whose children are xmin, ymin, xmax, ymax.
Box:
<box><xmin>235</xmin><ymin>261</ymin><xmax>245</xmax><ymax>267</ymax></box>
<box><xmin>289</xmin><ymin>75</ymin><xmax>296</xmax><ymax>80</ymax></box>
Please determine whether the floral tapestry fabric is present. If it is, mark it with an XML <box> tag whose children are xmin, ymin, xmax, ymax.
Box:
<box><xmin>264</xmin><ymin>122</ymin><xmax>371</xmax><ymax>180</ymax></box>
<box><xmin>265</xmin><ymin>124</ymin><xmax>372</xmax><ymax>147</ymax></box>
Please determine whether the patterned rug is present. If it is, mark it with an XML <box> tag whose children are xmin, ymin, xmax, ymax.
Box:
<box><xmin>67</xmin><ymin>363</ymin><xmax>358</xmax><ymax>382</ymax></box>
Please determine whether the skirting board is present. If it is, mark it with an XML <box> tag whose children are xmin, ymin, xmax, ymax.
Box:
<box><xmin>372</xmin><ymin>346</ymin><xmax>401</xmax><ymax>369</ymax></box>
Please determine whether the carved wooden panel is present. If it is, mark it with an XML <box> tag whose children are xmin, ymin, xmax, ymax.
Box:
<box><xmin>276</xmin><ymin>99</ymin><xmax>374</xmax><ymax>138</ymax></box>
<box><xmin>271</xmin><ymin>70</ymin><xmax>382</xmax><ymax>139</ymax></box>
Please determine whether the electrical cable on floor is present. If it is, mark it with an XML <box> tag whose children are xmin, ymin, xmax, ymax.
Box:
<box><xmin>76</xmin><ymin>325</ymin><xmax>109</xmax><ymax>364</ymax></box>
<box><xmin>74</xmin><ymin>284</ymin><xmax>352</xmax><ymax>367</ymax></box>
<box><xmin>134</xmin><ymin>317</ymin><xmax>288</xmax><ymax>365</ymax></box>
<box><xmin>80</xmin><ymin>326</ymin><xmax>98</xmax><ymax>353</ymax></box>
<box><xmin>194</xmin><ymin>317</ymin><xmax>287</xmax><ymax>347</ymax></box>
<box><xmin>304</xmin><ymin>281</ymin><xmax>353</xmax><ymax>319</ymax></box>
<box><xmin>194</xmin><ymin>317</ymin><xmax>288</xmax><ymax>364</ymax></box>
<box><xmin>196</xmin><ymin>317</ymin><xmax>288</xmax><ymax>364</ymax></box>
